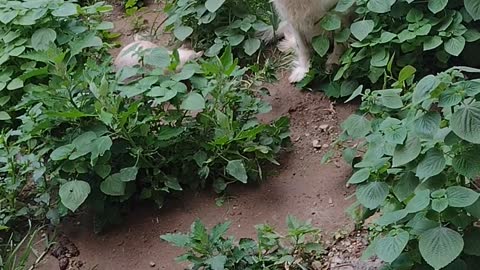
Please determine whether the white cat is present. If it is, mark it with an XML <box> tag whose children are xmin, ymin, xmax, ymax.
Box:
<box><xmin>114</xmin><ymin>39</ymin><xmax>203</xmax><ymax>74</ymax></box>
<box><xmin>261</xmin><ymin>0</ymin><xmax>351</xmax><ymax>83</ymax></box>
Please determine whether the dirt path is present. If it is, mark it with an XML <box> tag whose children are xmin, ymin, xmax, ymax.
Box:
<box><xmin>35</xmin><ymin>3</ymin><xmax>359</xmax><ymax>269</ymax></box>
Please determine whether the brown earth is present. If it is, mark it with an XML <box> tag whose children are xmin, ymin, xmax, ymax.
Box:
<box><xmin>33</xmin><ymin>2</ymin><xmax>363</xmax><ymax>269</ymax></box>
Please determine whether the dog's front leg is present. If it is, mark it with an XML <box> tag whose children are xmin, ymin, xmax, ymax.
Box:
<box><xmin>289</xmin><ymin>27</ymin><xmax>310</xmax><ymax>83</ymax></box>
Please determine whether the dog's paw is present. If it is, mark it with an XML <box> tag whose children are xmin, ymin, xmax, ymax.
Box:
<box><xmin>289</xmin><ymin>66</ymin><xmax>309</xmax><ymax>83</ymax></box>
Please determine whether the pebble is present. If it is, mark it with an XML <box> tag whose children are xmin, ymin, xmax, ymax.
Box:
<box><xmin>319</xmin><ymin>124</ymin><xmax>329</xmax><ymax>131</ymax></box>
<box><xmin>312</xmin><ymin>139</ymin><xmax>322</xmax><ymax>148</ymax></box>
<box><xmin>149</xmin><ymin>261</ymin><xmax>156</xmax><ymax>267</ymax></box>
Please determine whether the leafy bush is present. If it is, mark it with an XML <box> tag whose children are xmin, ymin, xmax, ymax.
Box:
<box><xmin>0</xmin><ymin>0</ymin><xmax>289</xmax><ymax>234</ymax></box>
<box><xmin>163</xmin><ymin>0</ymin><xmax>272</xmax><ymax>57</ymax></box>
<box><xmin>333</xmin><ymin>66</ymin><xmax>480</xmax><ymax>269</ymax></box>
<box><xmin>161</xmin><ymin>216</ymin><xmax>324</xmax><ymax>269</ymax></box>
<box><xmin>308</xmin><ymin>0</ymin><xmax>480</xmax><ymax>98</ymax></box>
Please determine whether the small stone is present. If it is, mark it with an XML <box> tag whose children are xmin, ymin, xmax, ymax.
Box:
<box><xmin>328</xmin><ymin>198</ymin><xmax>333</xmax><ymax>204</ymax></box>
<box><xmin>312</xmin><ymin>140</ymin><xmax>322</xmax><ymax>148</ymax></box>
<box><xmin>149</xmin><ymin>261</ymin><xmax>156</xmax><ymax>267</ymax></box>
<box><xmin>305</xmin><ymin>133</ymin><xmax>311</xmax><ymax>137</ymax></box>
<box><xmin>319</xmin><ymin>124</ymin><xmax>329</xmax><ymax>131</ymax></box>
<box><xmin>322</xmin><ymin>143</ymin><xmax>329</xmax><ymax>149</ymax></box>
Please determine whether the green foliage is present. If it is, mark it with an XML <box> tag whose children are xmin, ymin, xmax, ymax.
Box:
<box><xmin>163</xmin><ymin>0</ymin><xmax>272</xmax><ymax>57</ymax></box>
<box><xmin>334</xmin><ymin>66</ymin><xmax>480</xmax><ymax>269</ymax></box>
<box><xmin>314</xmin><ymin>0</ymin><xmax>480</xmax><ymax>98</ymax></box>
<box><xmin>0</xmin><ymin>0</ymin><xmax>289</xmax><ymax>236</ymax></box>
<box><xmin>161</xmin><ymin>216</ymin><xmax>324</xmax><ymax>269</ymax></box>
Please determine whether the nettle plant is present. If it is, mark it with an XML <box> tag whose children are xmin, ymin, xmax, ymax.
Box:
<box><xmin>161</xmin><ymin>216</ymin><xmax>324</xmax><ymax>269</ymax></box>
<box><xmin>163</xmin><ymin>0</ymin><xmax>272</xmax><ymax>57</ymax></box>
<box><xmin>308</xmin><ymin>0</ymin><xmax>480</xmax><ymax>97</ymax></box>
<box><xmin>335</xmin><ymin>66</ymin><xmax>480</xmax><ymax>269</ymax></box>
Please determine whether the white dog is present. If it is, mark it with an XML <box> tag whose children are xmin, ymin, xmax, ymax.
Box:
<box><xmin>264</xmin><ymin>0</ymin><xmax>350</xmax><ymax>83</ymax></box>
<box><xmin>114</xmin><ymin>38</ymin><xmax>203</xmax><ymax>73</ymax></box>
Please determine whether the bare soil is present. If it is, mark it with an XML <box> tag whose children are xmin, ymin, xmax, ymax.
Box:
<box><xmin>34</xmin><ymin>2</ymin><xmax>364</xmax><ymax>269</ymax></box>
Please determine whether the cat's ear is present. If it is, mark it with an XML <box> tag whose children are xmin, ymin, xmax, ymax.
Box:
<box><xmin>196</xmin><ymin>51</ymin><xmax>204</xmax><ymax>58</ymax></box>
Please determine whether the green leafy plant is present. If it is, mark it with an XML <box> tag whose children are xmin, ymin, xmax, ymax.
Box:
<box><xmin>309</xmin><ymin>0</ymin><xmax>480</xmax><ymax>98</ymax></box>
<box><xmin>161</xmin><ymin>216</ymin><xmax>324</xmax><ymax>269</ymax></box>
<box><xmin>332</xmin><ymin>66</ymin><xmax>480</xmax><ymax>269</ymax></box>
<box><xmin>163</xmin><ymin>0</ymin><xmax>273</xmax><ymax>57</ymax></box>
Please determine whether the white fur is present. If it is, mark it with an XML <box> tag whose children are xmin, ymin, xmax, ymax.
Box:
<box><xmin>271</xmin><ymin>0</ymin><xmax>342</xmax><ymax>83</ymax></box>
<box><xmin>114</xmin><ymin>40</ymin><xmax>203</xmax><ymax>73</ymax></box>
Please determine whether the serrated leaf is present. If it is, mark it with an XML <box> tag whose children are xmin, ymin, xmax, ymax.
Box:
<box><xmin>356</xmin><ymin>182</ymin><xmax>389</xmax><ymax>209</ymax></box>
<box><xmin>348</xmin><ymin>168</ymin><xmax>370</xmax><ymax>184</ymax></box>
<box><xmin>31</xmin><ymin>28</ymin><xmax>56</xmax><ymax>51</ymax></box>
<box><xmin>59</xmin><ymin>181</ymin><xmax>90</xmax><ymax>212</ymax></box>
<box><xmin>419</xmin><ymin>227</ymin><xmax>464</xmax><ymax>269</ymax></box>
<box><xmin>181</xmin><ymin>92</ymin><xmax>205</xmax><ymax>111</ymax></box>
<box><xmin>52</xmin><ymin>3</ymin><xmax>78</xmax><ymax>17</ymax></box>
<box><xmin>226</xmin><ymin>160</ymin><xmax>248</xmax><ymax>183</ymax></box>
<box><xmin>465</xmin><ymin>0</ymin><xmax>480</xmax><ymax>20</ymax></box>
<box><xmin>160</xmin><ymin>233</ymin><xmax>190</xmax><ymax>247</ymax></box>
<box><xmin>393</xmin><ymin>136</ymin><xmax>421</xmax><ymax>167</ymax></box>
<box><xmin>431</xmin><ymin>198</ymin><xmax>448</xmax><ymax>212</ymax></box>
<box><xmin>312</xmin><ymin>36</ymin><xmax>330</xmax><ymax>57</ymax></box>
<box><xmin>428</xmin><ymin>0</ymin><xmax>448</xmax><ymax>14</ymax></box>
<box><xmin>393</xmin><ymin>172</ymin><xmax>419</xmax><ymax>202</ymax></box>
<box><xmin>446</xmin><ymin>186</ymin><xmax>479</xmax><ymax>207</ymax></box>
<box><xmin>173</xmin><ymin>26</ymin><xmax>193</xmax><ymax>41</ymax></box>
<box><xmin>415</xmin><ymin>149</ymin><xmax>446</xmax><ymax>179</ymax></box>
<box><xmin>367</xmin><ymin>0</ymin><xmax>396</xmax><ymax>13</ymax></box>
<box><xmin>206</xmin><ymin>255</ymin><xmax>227</xmax><ymax>270</ymax></box>
<box><xmin>412</xmin><ymin>75</ymin><xmax>440</xmax><ymax>105</ymax></box>
<box><xmin>376</xmin><ymin>230</ymin><xmax>409</xmax><ymax>263</ymax></box>
<box><xmin>452</xmin><ymin>147</ymin><xmax>480</xmax><ymax>178</ymax></box>
<box><xmin>350</xmin><ymin>20</ymin><xmax>375</xmax><ymax>41</ymax></box>
<box><xmin>100</xmin><ymin>175</ymin><xmax>126</xmax><ymax>196</ymax></box>
<box><xmin>320</xmin><ymin>13</ymin><xmax>341</xmax><ymax>31</ymax></box>
<box><xmin>335</xmin><ymin>0</ymin><xmax>355</xmax><ymax>12</ymax></box>
<box><xmin>444</xmin><ymin>36</ymin><xmax>466</xmax><ymax>56</ymax></box>
<box><xmin>243</xmin><ymin>38</ymin><xmax>260</xmax><ymax>56</ymax></box>
<box><xmin>375</xmin><ymin>210</ymin><xmax>408</xmax><ymax>226</ymax></box>
<box><xmin>414</xmin><ymin>112</ymin><xmax>440</xmax><ymax>138</ymax></box>
<box><xmin>405</xmin><ymin>189</ymin><xmax>430</xmax><ymax>213</ymax></box>
<box><xmin>341</xmin><ymin>114</ymin><xmax>372</xmax><ymax>139</ymax></box>
<box><xmin>451</xmin><ymin>102</ymin><xmax>480</xmax><ymax>144</ymax></box>
<box><xmin>205</xmin><ymin>0</ymin><xmax>226</xmax><ymax>12</ymax></box>
<box><xmin>424</xmin><ymin>36</ymin><xmax>443</xmax><ymax>51</ymax></box>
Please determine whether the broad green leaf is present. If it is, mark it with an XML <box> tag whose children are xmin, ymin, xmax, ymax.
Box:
<box><xmin>356</xmin><ymin>182</ymin><xmax>389</xmax><ymax>209</ymax></box>
<box><xmin>375</xmin><ymin>210</ymin><xmax>408</xmax><ymax>226</ymax></box>
<box><xmin>393</xmin><ymin>172</ymin><xmax>419</xmax><ymax>202</ymax></box>
<box><xmin>31</xmin><ymin>28</ymin><xmax>56</xmax><ymax>51</ymax></box>
<box><xmin>70</xmin><ymin>33</ymin><xmax>103</xmax><ymax>57</ymax></box>
<box><xmin>143</xmin><ymin>47</ymin><xmax>170</xmax><ymax>68</ymax></box>
<box><xmin>160</xmin><ymin>233</ymin><xmax>190</xmax><ymax>247</ymax></box>
<box><xmin>379</xmin><ymin>90</ymin><xmax>403</xmax><ymax>109</ymax></box>
<box><xmin>173</xmin><ymin>26</ymin><xmax>193</xmax><ymax>41</ymax></box>
<box><xmin>341</xmin><ymin>114</ymin><xmax>372</xmax><ymax>139</ymax></box>
<box><xmin>165</xmin><ymin>178</ymin><xmax>183</xmax><ymax>191</ymax></box>
<box><xmin>379</xmin><ymin>31</ymin><xmax>396</xmax><ymax>43</ymax></box>
<box><xmin>350</xmin><ymin>20</ymin><xmax>375</xmax><ymax>41</ymax></box>
<box><xmin>415</xmin><ymin>149</ymin><xmax>446</xmax><ymax>179</ymax></box>
<box><xmin>90</xmin><ymin>136</ymin><xmax>112</xmax><ymax>162</ymax></box>
<box><xmin>466</xmin><ymin>198</ymin><xmax>480</xmax><ymax>218</ymax></box>
<box><xmin>157</xmin><ymin>127</ymin><xmax>184</xmax><ymax>141</ymax></box>
<box><xmin>0</xmin><ymin>111</ymin><xmax>10</xmax><ymax>120</ymax></box>
<box><xmin>428</xmin><ymin>0</ymin><xmax>448</xmax><ymax>14</ymax></box>
<box><xmin>100</xmin><ymin>175</ymin><xmax>126</xmax><ymax>196</ymax></box>
<box><xmin>465</xmin><ymin>0</ymin><xmax>480</xmax><ymax>20</ymax></box>
<box><xmin>452</xmin><ymin>146</ymin><xmax>480</xmax><ymax>178</ymax></box>
<box><xmin>464</xmin><ymin>29</ymin><xmax>480</xmax><ymax>42</ymax></box>
<box><xmin>392</xmin><ymin>136</ymin><xmax>421</xmax><ymax>167</ymax></box>
<box><xmin>335</xmin><ymin>0</ymin><xmax>355</xmax><ymax>12</ymax></box>
<box><xmin>243</xmin><ymin>38</ymin><xmax>260</xmax><ymax>56</ymax></box>
<box><xmin>213</xmin><ymin>178</ymin><xmax>227</xmax><ymax>193</ymax></box>
<box><xmin>7</xmin><ymin>78</ymin><xmax>23</xmax><ymax>90</ymax></box>
<box><xmin>423</xmin><ymin>36</ymin><xmax>443</xmax><ymax>51</ymax></box>
<box><xmin>312</xmin><ymin>36</ymin><xmax>330</xmax><ymax>57</ymax></box>
<box><xmin>405</xmin><ymin>190</ymin><xmax>430</xmax><ymax>213</ymax></box>
<box><xmin>367</xmin><ymin>0</ymin><xmax>396</xmax><ymax>13</ymax></box>
<box><xmin>226</xmin><ymin>160</ymin><xmax>248</xmax><ymax>183</ymax></box>
<box><xmin>380</xmin><ymin>117</ymin><xmax>406</xmax><ymax>144</ymax></box>
<box><xmin>464</xmin><ymin>228</ymin><xmax>480</xmax><ymax>256</ymax></box>
<box><xmin>398</xmin><ymin>65</ymin><xmax>416</xmax><ymax>82</ymax></box>
<box><xmin>52</xmin><ymin>3</ymin><xmax>78</xmax><ymax>17</ymax></box>
<box><xmin>412</xmin><ymin>75</ymin><xmax>440</xmax><ymax>104</ymax></box>
<box><xmin>205</xmin><ymin>0</ymin><xmax>226</xmax><ymax>12</ymax></box>
<box><xmin>94</xmin><ymin>164</ymin><xmax>111</xmax><ymax>179</ymax></box>
<box><xmin>446</xmin><ymin>186</ymin><xmax>479</xmax><ymax>207</ymax></box>
<box><xmin>59</xmin><ymin>181</ymin><xmax>91</xmax><ymax>212</ymax></box>
<box><xmin>407</xmin><ymin>213</ymin><xmax>438</xmax><ymax>236</ymax></box>
<box><xmin>206</xmin><ymin>255</ymin><xmax>227</xmax><ymax>270</ymax></box>
<box><xmin>444</xmin><ymin>36</ymin><xmax>466</xmax><ymax>56</ymax></box>
<box><xmin>451</xmin><ymin>102</ymin><xmax>480</xmax><ymax>144</ymax></box>
<box><xmin>375</xmin><ymin>230</ymin><xmax>409</xmax><ymax>263</ymax></box>
<box><xmin>181</xmin><ymin>92</ymin><xmax>205</xmax><ymax>111</ymax></box>
<box><xmin>0</xmin><ymin>10</ymin><xmax>18</xmax><ymax>24</ymax></box>
<box><xmin>431</xmin><ymin>198</ymin><xmax>448</xmax><ymax>212</ymax></box>
<box><xmin>320</xmin><ymin>13</ymin><xmax>341</xmax><ymax>31</ymax></box>
<box><xmin>51</xmin><ymin>144</ymin><xmax>75</xmax><ymax>161</ymax></box>
<box><xmin>419</xmin><ymin>227</ymin><xmax>464</xmax><ymax>269</ymax></box>
<box><xmin>414</xmin><ymin>112</ymin><xmax>440</xmax><ymax>138</ymax></box>
<box><xmin>227</xmin><ymin>34</ymin><xmax>244</xmax><ymax>46</ymax></box>
<box><xmin>348</xmin><ymin>168</ymin><xmax>370</xmax><ymax>184</ymax></box>
<box><xmin>118</xmin><ymin>167</ymin><xmax>138</xmax><ymax>182</ymax></box>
